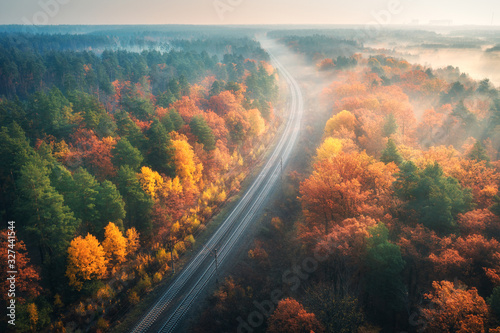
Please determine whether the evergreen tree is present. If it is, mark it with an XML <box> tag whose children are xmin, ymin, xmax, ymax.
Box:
<box><xmin>67</xmin><ymin>90</ymin><xmax>106</xmax><ymax>129</ymax></box>
<box><xmin>168</xmin><ymin>79</ymin><xmax>181</xmax><ymax>100</ymax></box>
<box><xmin>157</xmin><ymin>90</ymin><xmax>177</xmax><ymax>108</ymax></box>
<box><xmin>189</xmin><ymin>115</ymin><xmax>216</xmax><ymax>151</ymax></box>
<box><xmin>116</xmin><ymin>166</ymin><xmax>153</xmax><ymax>235</ymax></box>
<box><xmin>121</xmin><ymin>95</ymin><xmax>154</xmax><ymax>121</ymax></box>
<box><xmin>28</xmin><ymin>87</ymin><xmax>75</xmax><ymax>137</ymax></box>
<box><xmin>146</xmin><ymin>119</ymin><xmax>175</xmax><ymax>176</ymax></box>
<box><xmin>452</xmin><ymin>101</ymin><xmax>476</xmax><ymax>127</ymax></box>
<box><xmin>209</xmin><ymin>80</ymin><xmax>223</xmax><ymax>97</ymax></box>
<box><xmin>16</xmin><ymin>158</ymin><xmax>78</xmax><ymax>261</ymax></box>
<box><xmin>168</xmin><ymin>109</ymin><xmax>184</xmax><ymax>131</ymax></box>
<box><xmin>488</xmin><ymin>286</ymin><xmax>500</xmax><ymax>321</ymax></box>
<box><xmin>382</xmin><ymin>113</ymin><xmax>398</xmax><ymax>137</ymax></box>
<box><xmin>380</xmin><ymin>139</ymin><xmax>403</xmax><ymax>165</ymax></box>
<box><xmin>66</xmin><ymin>167</ymin><xmax>101</xmax><ymax>234</ymax></box>
<box><xmin>0</xmin><ymin>122</ymin><xmax>35</xmax><ymax>179</ymax></box>
<box><xmin>160</xmin><ymin>114</ymin><xmax>174</xmax><ymax>133</ymax></box>
<box><xmin>97</xmin><ymin>180</ymin><xmax>126</xmax><ymax>235</ymax></box>
<box><xmin>114</xmin><ymin>110</ymin><xmax>146</xmax><ymax>149</ymax></box>
<box><xmin>364</xmin><ymin>224</ymin><xmax>405</xmax><ymax>314</ymax></box>
<box><xmin>112</xmin><ymin>137</ymin><xmax>144</xmax><ymax>171</ymax></box>
<box><xmin>491</xmin><ymin>195</ymin><xmax>500</xmax><ymax>218</ymax></box>
<box><xmin>394</xmin><ymin>162</ymin><xmax>472</xmax><ymax>234</ymax></box>
<box><xmin>467</xmin><ymin>141</ymin><xmax>490</xmax><ymax>163</ymax></box>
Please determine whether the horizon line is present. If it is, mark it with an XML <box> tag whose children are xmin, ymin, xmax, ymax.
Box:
<box><xmin>1</xmin><ymin>23</ymin><xmax>500</xmax><ymax>28</ymax></box>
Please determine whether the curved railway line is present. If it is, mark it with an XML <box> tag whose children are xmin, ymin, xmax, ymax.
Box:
<box><xmin>130</xmin><ymin>45</ymin><xmax>304</xmax><ymax>333</ymax></box>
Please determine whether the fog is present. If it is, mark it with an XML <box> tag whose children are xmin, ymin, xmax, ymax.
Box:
<box><xmin>257</xmin><ymin>36</ymin><xmax>339</xmax><ymax>169</ymax></box>
<box><xmin>365</xmin><ymin>41</ymin><xmax>500</xmax><ymax>87</ymax></box>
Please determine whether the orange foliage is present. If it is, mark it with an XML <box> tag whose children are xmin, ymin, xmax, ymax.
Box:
<box><xmin>102</xmin><ymin>222</ymin><xmax>128</xmax><ymax>265</ymax></box>
<box><xmin>300</xmin><ymin>151</ymin><xmax>397</xmax><ymax>235</ymax></box>
<box><xmin>129</xmin><ymin>115</ymin><xmax>152</xmax><ymax>131</ymax></box>
<box><xmin>245</xmin><ymin>108</ymin><xmax>266</xmax><ymax>137</ymax></box>
<box><xmin>0</xmin><ymin>230</ymin><xmax>41</xmax><ymax>302</ymax></box>
<box><xmin>457</xmin><ymin>209</ymin><xmax>500</xmax><ymax>236</ymax></box>
<box><xmin>449</xmin><ymin>159</ymin><xmax>500</xmax><ymax>208</ymax></box>
<box><xmin>317</xmin><ymin>58</ymin><xmax>335</xmax><ymax>71</ymax></box>
<box><xmin>208</xmin><ymin>90</ymin><xmax>243</xmax><ymax>116</ymax></box>
<box><xmin>172</xmin><ymin>96</ymin><xmax>203</xmax><ymax>123</ymax></box>
<box><xmin>334</xmin><ymin>82</ymin><xmax>367</xmax><ymax>98</ymax></box>
<box><xmin>202</xmin><ymin>140</ymin><xmax>232</xmax><ymax>181</ymax></box>
<box><xmin>413</xmin><ymin>145</ymin><xmax>461</xmax><ymax>173</ymax></box>
<box><xmin>315</xmin><ymin>216</ymin><xmax>378</xmax><ymax>259</ymax></box>
<box><xmin>137</xmin><ymin>166</ymin><xmax>164</xmax><ymax>200</ymax></box>
<box><xmin>267</xmin><ymin>298</ymin><xmax>324</xmax><ymax>333</ymax></box>
<box><xmin>417</xmin><ymin>108</ymin><xmax>444</xmax><ymax>143</ymax></box>
<box><xmin>202</xmin><ymin>111</ymin><xmax>229</xmax><ymax>144</ymax></box>
<box><xmin>189</xmin><ymin>83</ymin><xmax>208</xmax><ymax>102</ymax></box>
<box><xmin>430</xmin><ymin>234</ymin><xmax>500</xmax><ymax>286</ymax></box>
<box><xmin>260</xmin><ymin>61</ymin><xmax>275</xmax><ymax>75</ymax></box>
<box><xmin>398</xmin><ymin>224</ymin><xmax>442</xmax><ymax>261</ymax></box>
<box><xmin>126</xmin><ymin>228</ymin><xmax>140</xmax><ymax>255</ymax></box>
<box><xmin>69</xmin><ymin>128</ymin><xmax>116</xmax><ymax>179</ymax></box>
<box><xmin>66</xmin><ymin>233</ymin><xmax>107</xmax><ymax>290</ymax></box>
<box><xmin>421</xmin><ymin>281</ymin><xmax>488</xmax><ymax>333</ymax></box>
<box><xmin>399</xmin><ymin>69</ymin><xmax>428</xmax><ymax>94</ymax></box>
<box><xmin>464</xmin><ymin>97</ymin><xmax>490</xmax><ymax>121</ymax></box>
<box><xmin>356</xmin><ymin>109</ymin><xmax>385</xmax><ymax>155</ymax></box>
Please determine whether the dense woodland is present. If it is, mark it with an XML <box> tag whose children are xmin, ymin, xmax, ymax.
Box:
<box><xmin>192</xmin><ymin>33</ymin><xmax>500</xmax><ymax>332</ymax></box>
<box><xmin>0</xmin><ymin>32</ymin><xmax>279</xmax><ymax>332</ymax></box>
<box><xmin>3</xmin><ymin>27</ymin><xmax>500</xmax><ymax>333</ymax></box>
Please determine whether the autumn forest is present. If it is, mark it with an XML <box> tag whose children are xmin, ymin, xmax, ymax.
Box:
<box><xmin>1</xmin><ymin>24</ymin><xmax>500</xmax><ymax>333</ymax></box>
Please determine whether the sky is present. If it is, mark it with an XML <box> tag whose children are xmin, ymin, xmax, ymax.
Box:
<box><xmin>0</xmin><ymin>0</ymin><xmax>499</xmax><ymax>26</ymax></box>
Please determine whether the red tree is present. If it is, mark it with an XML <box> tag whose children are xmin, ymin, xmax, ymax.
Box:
<box><xmin>267</xmin><ymin>298</ymin><xmax>324</xmax><ymax>333</ymax></box>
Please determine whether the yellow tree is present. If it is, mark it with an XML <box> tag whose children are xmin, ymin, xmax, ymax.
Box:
<box><xmin>245</xmin><ymin>108</ymin><xmax>266</xmax><ymax>137</ymax></box>
<box><xmin>324</xmin><ymin>110</ymin><xmax>357</xmax><ymax>137</ymax></box>
<box><xmin>27</xmin><ymin>303</ymin><xmax>38</xmax><ymax>331</ymax></box>
<box><xmin>102</xmin><ymin>222</ymin><xmax>127</xmax><ymax>265</ymax></box>
<box><xmin>66</xmin><ymin>233</ymin><xmax>107</xmax><ymax>290</ymax></box>
<box><xmin>126</xmin><ymin>227</ymin><xmax>140</xmax><ymax>255</ymax></box>
<box><xmin>137</xmin><ymin>166</ymin><xmax>163</xmax><ymax>200</ymax></box>
<box><xmin>314</xmin><ymin>137</ymin><xmax>343</xmax><ymax>163</ymax></box>
<box><xmin>172</xmin><ymin>139</ymin><xmax>203</xmax><ymax>190</ymax></box>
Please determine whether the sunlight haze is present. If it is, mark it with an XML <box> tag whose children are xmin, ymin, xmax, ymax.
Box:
<box><xmin>1</xmin><ymin>0</ymin><xmax>499</xmax><ymax>26</ymax></box>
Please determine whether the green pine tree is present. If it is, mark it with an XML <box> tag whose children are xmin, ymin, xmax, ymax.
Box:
<box><xmin>116</xmin><ymin>166</ymin><xmax>154</xmax><ymax>235</ymax></box>
<box><xmin>112</xmin><ymin>137</ymin><xmax>144</xmax><ymax>171</ymax></box>
<box><xmin>16</xmin><ymin>158</ymin><xmax>78</xmax><ymax>261</ymax></box>
<box><xmin>467</xmin><ymin>141</ymin><xmax>490</xmax><ymax>163</ymax></box>
<box><xmin>190</xmin><ymin>115</ymin><xmax>216</xmax><ymax>151</ymax></box>
<box><xmin>380</xmin><ymin>139</ymin><xmax>403</xmax><ymax>165</ymax></box>
<box><xmin>146</xmin><ymin>119</ymin><xmax>175</xmax><ymax>176</ymax></box>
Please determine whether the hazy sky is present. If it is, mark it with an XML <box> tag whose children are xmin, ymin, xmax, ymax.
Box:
<box><xmin>0</xmin><ymin>0</ymin><xmax>499</xmax><ymax>26</ymax></box>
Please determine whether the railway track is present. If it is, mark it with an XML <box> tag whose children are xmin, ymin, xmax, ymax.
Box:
<box><xmin>130</xmin><ymin>44</ymin><xmax>304</xmax><ymax>333</ymax></box>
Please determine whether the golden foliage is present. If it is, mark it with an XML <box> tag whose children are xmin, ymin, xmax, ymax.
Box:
<box><xmin>102</xmin><ymin>222</ymin><xmax>127</xmax><ymax>264</ymax></box>
<box><xmin>245</xmin><ymin>108</ymin><xmax>266</xmax><ymax>137</ymax></box>
<box><xmin>314</xmin><ymin>137</ymin><xmax>343</xmax><ymax>162</ymax></box>
<box><xmin>126</xmin><ymin>227</ymin><xmax>140</xmax><ymax>255</ymax></box>
<box><xmin>66</xmin><ymin>233</ymin><xmax>107</xmax><ymax>290</ymax></box>
<box><xmin>324</xmin><ymin>110</ymin><xmax>357</xmax><ymax>137</ymax></box>
<box><xmin>27</xmin><ymin>302</ymin><xmax>38</xmax><ymax>330</ymax></box>
<box><xmin>172</xmin><ymin>139</ymin><xmax>203</xmax><ymax>190</ymax></box>
<box><xmin>137</xmin><ymin>166</ymin><xmax>163</xmax><ymax>200</ymax></box>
